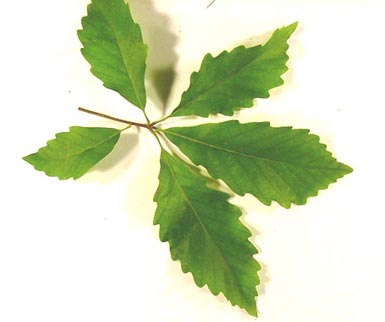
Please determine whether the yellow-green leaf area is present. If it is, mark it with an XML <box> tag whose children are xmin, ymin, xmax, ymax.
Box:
<box><xmin>23</xmin><ymin>127</ymin><xmax>121</xmax><ymax>180</ymax></box>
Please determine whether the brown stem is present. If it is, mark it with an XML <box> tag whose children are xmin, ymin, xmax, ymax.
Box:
<box><xmin>207</xmin><ymin>0</ymin><xmax>216</xmax><ymax>8</ymax></box>
<box><xmin>78</xmin><ymin>107</ymin><xmax>152</xmax><ymax>130</ymax></box>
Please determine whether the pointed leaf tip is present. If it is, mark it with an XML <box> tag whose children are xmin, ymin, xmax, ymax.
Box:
<box><xmin>78</xmin><ymin>0</ymin><xmax>147</xmax><ymax>109</ymax></box>
<box><xmin>164</xmin><ymin>121</ymin><xmax>352</xmax><ymax>208</ymax></box>
<box><xmin>286</xmin><ymin>21</ymin><xmax>298</xmax><ymax>34</ymax></box>
<box><xmin>170</xmin><ymin>23</ymin><xmax>298</xmax><ymax>118</ymax></box>
<box><xmin>23</xmin><ymin>127</ymin><xmax>121</xmax><ymax>180</ymax></box>
<box><xmin>263</xmin><ymin>22</ymin><xmax>297</xmax><ymax>50</ymax></box>
<box><xmin>154</xmin><ymin>150</ymin><xmax>260</xmax><ymax>316</ymax></box>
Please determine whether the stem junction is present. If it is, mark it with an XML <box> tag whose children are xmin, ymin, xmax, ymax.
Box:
<box><xmin>78</xmin><ymin>107</ymin><xmax>156</xmax><ymax>131</ymax></box>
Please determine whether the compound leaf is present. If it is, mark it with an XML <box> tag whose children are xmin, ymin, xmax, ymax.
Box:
<box><xmin>170</xmin><ymin>22</ymin><xmax>297</xmax><ymax>117</ymax></box>
<box><xmin>23</xmin><ymin>127</ymin><xmax>121</xmax><ymax>180</ymax></box>
<box><xmin>163</xmin><ymin>121</ymin><xmax>353</xmax><ymax>208</ymax></box>
<box><xmin>154</xmin><ymin>150</ymin><xmax>260</xmax><ymax>316</ymax></box>
<box><xmin>78</xmin><ymin>0</ymin><xmax>147</xmax><ymax>109</ymax></box>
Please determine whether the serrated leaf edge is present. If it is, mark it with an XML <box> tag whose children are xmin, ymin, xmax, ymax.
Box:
<box><xmin>162</xmin><ymin>122</ymin><xmax>353</xmax><ymax>209</ymax></box>
<box><xmin>153</xmin><ymin>150</ymin><xmax>259</xmax><ymax>316</ymax></box>
<box><xmin>23</xmin><ymin>127</ymin><xmax>122</xmax><ymax>180</ymax></box>
<box><xmin>78</xmin><ymin>0</ymin><xmax>148</xmax><ymax>109</ymax></box>
<box><xmin>171</xmin><ymin>22</ymin><xmax>298</xmax><ymax>118</ymax></box>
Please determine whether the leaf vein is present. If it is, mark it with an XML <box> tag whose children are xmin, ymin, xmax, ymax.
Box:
<box><xmin>43</xmin><ymin>130</ymin><xmax>120</xmax><ymax>161</ymax></box>
<box><xmin>94</xmin><ymin>1</ymin><xmax>145</xmax><ymax>108</ymax></box>
<box><xmin>162</xmin><ymin>152</ymin><xmax>245</xmax><ymax>296</ymax></box>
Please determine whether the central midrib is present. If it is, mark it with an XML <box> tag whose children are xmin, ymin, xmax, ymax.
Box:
<box><xmin>97</xmin><ymin>2</ymin><xmax>145</xmax><ymax>109</ymax></box>
<box><xmin>164</xmin><ymin>130</ymin><xmax>290</xmax><ymax>164</ymax></box>
<box><xmin>174</xmin><ymin>45</ymin><xmax>266</xmax><ymax>113</ymax></box>
<box><xmin>46</xmin><ymin>130</ymin><xmax>120</xmax><ymax>161</ymax></box>
<box><xmin>162</xmin><ymin>152</ymin><xmax>247</xmax><ymax>298</ymax></box>
<box><xmin>164</xmin><ymin>130</ymin><xmax>339</xmax><ymax>170</ymax></box>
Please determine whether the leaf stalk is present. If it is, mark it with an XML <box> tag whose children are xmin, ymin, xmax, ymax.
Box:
<box><xmin>78</xmin><ymin>107</ymin><xmax>155</xmax><ymax>131</ymax></box>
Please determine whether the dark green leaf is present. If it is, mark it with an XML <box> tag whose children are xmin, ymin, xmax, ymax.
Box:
<box><xmin>163</xmin><ymin>121</ymin><xmax>353</xmax><ymax>208</ymax></box>
<box><xmin>170</xmin><ymin>23</ymin><xmax>297</xmax><ymax>117</ymax></box>
<box><xmin>154</xmin><ymin>150</ymin><xmax>260</xmax><ymax>316</ymax></box>
<box><xmin>23</xmin><ymin>127</ymin><xmax>121</xmax><ymax>180</ymax></box>
<box><xmin>78</xmin><ymin>0</ymin><xmax>147</xmax><ymax>109</ymax></box>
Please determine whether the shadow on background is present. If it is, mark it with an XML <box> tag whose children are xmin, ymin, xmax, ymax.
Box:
<box><xmin>129</xmin><ymin>0</ymin><xmax>178</xmax><ymax>115</ymax></box>
<box><xmin>81</xmin><ymin>132</ymin><xmax>140</xmax><ymax>183</ymax></box>
<box><xmin>79</xmin><ymin>1</ymin><xmax>179</xmax><ymax>182</ymax></box>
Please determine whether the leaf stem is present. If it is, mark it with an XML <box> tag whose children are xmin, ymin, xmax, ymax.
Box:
<box><xmin>78</xmin><ymin>107</ymin><xmax>165</xmax><ymax>149</ymax></box>
<box><xmin>78</xmin><ymin>107</ymin><xmax>151</xmax><ymax>130</ymax></box>
<box><xmin>151</xmin><ymin>115</ymin><xmax>171</xmax><ymax>126</ymax></box>
<box><xmin>150</xmin><ymin>128</ymin><xmax>164</xmax><ymax>149</ymax></box>
<box><xmin>142</xmin><ymin>109</ymin><xmax>151</xmax><ymax>124</ymax></box>
<box><xmin>207</xmin><ymin>0</ymin><xmax>216</xmax><ymax>8</ymax></box>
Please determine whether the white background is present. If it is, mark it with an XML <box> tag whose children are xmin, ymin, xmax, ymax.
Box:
<box><xmin>1</xmin><ymin>0</ymin><xmax>385</xmax><ymax>321</ymax></box>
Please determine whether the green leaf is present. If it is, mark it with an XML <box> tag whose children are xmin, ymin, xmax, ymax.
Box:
<box><xmin>163</xmin><ymin>121</ymin><xmax>353</xmax><ymax>208</ymax></box>
<box><xmin>154</xmin><ymin>150</ymin><xmax>260</xmax><ymax>316</ymax></box>
<box><xmin>78</xmin><ymin>0</ymin><xmax>147</xmax><ymax>109</ymax></box>
<box><xmin>170</xmin><ymin>22</ymin><xmax>297</xmax><ymax>117</ymax></box>
<box><xmin>23</xmin><ymin>127</ymin><xmax>121</xmax><ymax>180</ymax></box>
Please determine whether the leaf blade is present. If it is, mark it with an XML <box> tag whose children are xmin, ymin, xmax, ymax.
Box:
<box><xmin>154</xmin><ymin>150</ymin><xmax>260</xmax><ymax>316</ymax></box>
<box><xmin>23</xmin><ymin>127</ymin><xmax>121</xmax><ymax>180</ymax></box>
<box><xmin>170</xmin><ymin>22</ymin><xmax>297</xmax><ymax>117</ymax></box>
<box><xmin>78</xmin><ymin>0</ymin><xmax>147</xmax><ymax>109</ymax></box>
<box><xmin>163</xmin><ymin>121</ymin><xmax>353</xmax><ymax>208</ymax></box>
